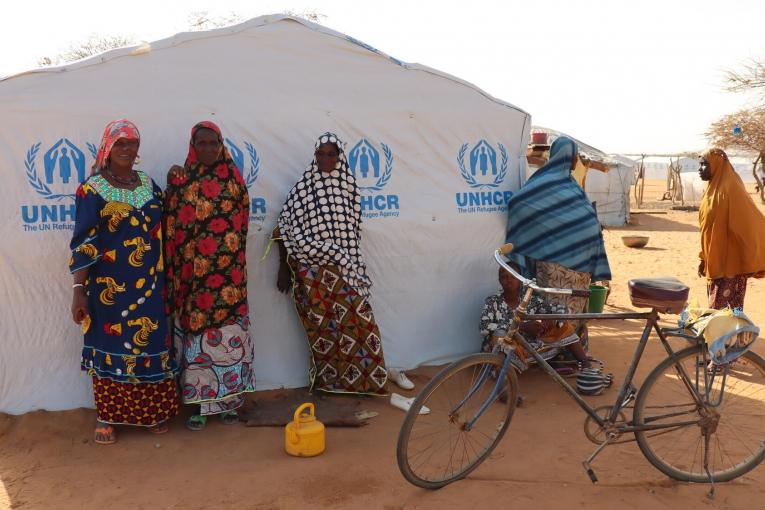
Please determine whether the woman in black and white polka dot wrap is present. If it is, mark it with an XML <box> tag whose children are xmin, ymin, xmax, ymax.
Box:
<box><xmin>272</xmin><ymin>133</ymin><xmax>389</xmax><ymax>395</ymax></box>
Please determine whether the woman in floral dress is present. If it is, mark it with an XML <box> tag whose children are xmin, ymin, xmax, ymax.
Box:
<box><xmin>164</xmin><ymin>121</ymin><xmax>254</xmax><ymax>430</ymax></box>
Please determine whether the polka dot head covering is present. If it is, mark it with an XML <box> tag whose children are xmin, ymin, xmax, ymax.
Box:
<box><xmin>277</xmin><ymin>132</ymin><xmax>372</xmax><ymax>294</ymax></box>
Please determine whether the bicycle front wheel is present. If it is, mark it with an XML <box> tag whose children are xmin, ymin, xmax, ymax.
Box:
<box><xmin>634</xmin><ymin>346</ymin><xmax>765</xmax><ymax>482</ymax></box>
<box><xmin>396</xmin><ymin>353</ymin><xmax>518</xmax><ymax>489</ymax></box>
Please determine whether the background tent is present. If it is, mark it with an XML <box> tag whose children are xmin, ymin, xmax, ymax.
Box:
<box><xmin>0</xmin><ymin>15</ymin><xmax>530</xmax><ymax>414</ymax></box>
<box><xmin>630</xmin><ymin>155</ymin><xmax>756</xmax><ymax>206</ymax></box>
<box><xmin>585</xmin><ymin>155</ymin><xmax>635</xmax><ymax>226</ymax></box>
<box><xmin>526</xmin><ymin>127</ymin><xmax>634</xmax><ymax>226</ymax></box>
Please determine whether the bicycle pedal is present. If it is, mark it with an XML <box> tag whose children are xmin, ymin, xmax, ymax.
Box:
<box><xmin>582</xmin><ymin>461</ymin><xmax>599</xmax><ymax>483</ymax></box>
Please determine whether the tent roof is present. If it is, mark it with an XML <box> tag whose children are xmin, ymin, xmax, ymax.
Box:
<box><xmin>531</xmin><ymin>125</ymin><xmax>626</xmax><ymax>166</ymax></box>
<box><xmin>1</xmin><ymin>14</ymin><xmax>528</xmax><ymax>117</ymax></box>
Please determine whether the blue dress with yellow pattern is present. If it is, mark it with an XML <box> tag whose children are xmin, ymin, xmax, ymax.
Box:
<box><xmin>70</xmin><ymin>172</ymin><xmax>177</xmax><ymax>384</ymax></box>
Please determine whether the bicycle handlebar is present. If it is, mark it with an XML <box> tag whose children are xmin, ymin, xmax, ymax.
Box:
<box><xmin>494</xmin><ymin>244</ymin><xmax>591</xmax><ymax>298</ymax></box>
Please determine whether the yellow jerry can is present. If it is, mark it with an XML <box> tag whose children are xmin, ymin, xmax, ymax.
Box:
<box><xmin>284</xmin><ymin>402</ymin><xmax>325</xmax><ymax>457</ymax></box>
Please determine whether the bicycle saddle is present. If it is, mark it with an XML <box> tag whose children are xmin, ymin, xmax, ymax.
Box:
<box><xmin>628</xmin><ymin>277</ymin><xmax>689</xmax><ymax>314</ymax></box>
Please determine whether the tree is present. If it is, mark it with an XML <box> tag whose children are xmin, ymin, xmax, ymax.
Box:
<box><xmin>38</xmin><ymin>35</ymin><xmax>136</xmax><ymax>67</ymax></box>
<box><xmin>725</xmin><ymin>59</ymin><xmax>765</xmax><ymax>95</ymax></box>
<box><xmin>37</xmin><ymin>11</ymin><xmax>328</xmax><ymax>68</ymax></box>
<box><xmin>36</xmin><ymin>11</ymin><xmax>250</xmax><ymax>67</ymax></box>
<box><xmin>706</xmin><ymin>109</ymin><xmax>765</xmax><ymax>203</ymax></box>
<box><xmin>708</xmin><ymin>58</ymin><xmax>765</xmax><ymax>203</ymax></box>
<box><xmin>187</xmin><ymin>11</ymin><xmax>243</xmax><ymax>31</ymax></box>
<box><xmin>707</xmin><ymin>107</ymin><xmax>765</xmax><ymax>153</ymax></box>
<box><xmin>283</xmin><ymin>9</ymin><xmax>326</xmax><ymax>23</ymax></box>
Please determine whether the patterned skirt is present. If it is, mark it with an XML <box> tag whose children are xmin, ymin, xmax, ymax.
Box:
<box><xmin>291</xmin><ymin>261</ymin><xmax>388</xmax><ymax>395</ymax></box>
<box><xmin>708</xmin><ymin>276</ymin><xmax>748</xmax><ymax>310</ymax></box>
<box><xmin>535</xmin><ymin>260</ymin><xmax>592</xmax><ymax>352</ymax></box>
<box><xmin>92</xmin><ymin>376</ymin><xmax>179</xmax><ymax>426</ymax></box>
<box><xmin>535</xmin><ymin>260</ymin><xmax>592</xmax><ymax>313</ymax></box>
<box><xmin>174</xmin><ymin>317</ymin><xmax>255</xmax><ymax>416</ymax></box>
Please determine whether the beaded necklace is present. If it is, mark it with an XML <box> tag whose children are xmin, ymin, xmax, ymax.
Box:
<box><xmin>89</xmin><ymin>172</ymin><xmax>155</xmax><ymax>208</ymax></box>
<box><xmin>104</xmin><ymin>169</ymin><xmax>139</xmax><ymax>186</ymax></box>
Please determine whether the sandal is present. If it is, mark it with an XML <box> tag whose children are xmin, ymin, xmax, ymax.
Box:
<box><xmin>186</xmin><ymin>414</ymin><xmax>208</xmax><ymax>431</ymax></box>
<box><xmin>94</xmin><ymin>423</ymin><xmax>117</xmax><ymax>445</ymax></box>
<box><xmin>554</xmin><ymin>366</ymin><xmax>577</xmax><ymax>377</ymax></box>
<box><xmin>148</xmin><ymin>422</ymin><xmax>169</xmax><ymax>435</ymax></box>
<box><xmin>219</xmin><ymin>410</ymin><xmax>239</xmax><ymax>425</ymax></box>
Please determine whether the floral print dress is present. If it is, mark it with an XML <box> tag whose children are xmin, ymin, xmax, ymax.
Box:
<box><xmin>164</xmin><ymin>121</ymin><xmax>254</xmax><ymax>416</ymax></box>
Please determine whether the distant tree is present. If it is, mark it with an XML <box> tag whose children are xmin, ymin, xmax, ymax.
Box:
<box><xmin>187</xmin><ymin>11</ymin><xmax>243</xmax><ymax>31</ymax></box>
<box><xmin>707</xmin><ymin>107</ymin><xmax>765</xmax><ymax>153</ymax></box>
<box><xmin>36</xmin><ymin>11</ymin><xmax>249</xmax><ymax>67</ymax></box>
<box><xmin>283</xmin><ymin>9</ymin><xmax>327</xmax><ymax>23</ymax></box>
<box><xmin>38</xmin><ymin>34</ymin><xmax>136</xmax><ymax>66</ymax></box>
<box><xmin>36</xmin><ymin>10</ymin><xmax>327</xmax><ymax>68</ymax></box>
<box><xmin>706</xmin><ymin>108</ymin><xmax>765</xmax><ymax>203</ymax></box>
<box><xmin>709</xmin><ymin>57</ymin><xmax>765</xmax><ymax>203</ymax></box>
<box><xmin>725</xmin><ymin>59</ymin><xmax>765</xmax><ymax>95</ymax></box>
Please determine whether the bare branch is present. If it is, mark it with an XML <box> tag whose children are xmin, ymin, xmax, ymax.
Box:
<box><xmin>724</xmin><ymin>59</ymin><xmax>765</xmax><ymax>94</ymax></box>
<box><xmin>283</xmin><ymin>9</ymin><xmax>327</xmax><ymax>23</ymax></box>
<box><xmin>706</xmin><ymin>107</ymin><xmax>765</xmax><ymax>154</ymax></box>
<box><xmin>187</xmin><ymin>11</ymin><xmax>243</xmax><ymax>31</ymax></box>
<box><xmin>61</xmin><ymin>35</ymin><xmax>135</xmax><ymax>62</ymax></box>
<box><xmin>38</xmin><ymin>34</ymin><xmax>136</xmax><ymax>66</ymax></box>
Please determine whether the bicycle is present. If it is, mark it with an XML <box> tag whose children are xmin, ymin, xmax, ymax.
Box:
<box><xmin>396</xmin><ymin>244</ymin><xmax>765</xmax><ymax>493</ymax></box>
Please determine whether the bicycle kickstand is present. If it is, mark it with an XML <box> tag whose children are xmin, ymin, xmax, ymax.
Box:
<box><xmin>581</xmin><ymin>438</ymin><xmax>612</xmax><ymax>483</ymax></box>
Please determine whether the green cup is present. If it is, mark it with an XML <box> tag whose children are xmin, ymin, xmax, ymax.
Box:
<box><xmin>587</xmin><ymin>284</ymin><xmax>608</xmax><ymax>313</ymax></box>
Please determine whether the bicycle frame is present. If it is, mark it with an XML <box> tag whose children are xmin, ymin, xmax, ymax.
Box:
<box><xmin>511</xmin><ymin>310</ymin><xmax>703</xmax><ymax>432</ymax></box>
<box><xmin>395</xmin><ymin>248</ymin><xmax>751</xmax><ymax>492</ymax></box>
<box><xmin>482</xmin><ymin>249</ymin><xmax>711</xmax><ymax>435</ymax></box>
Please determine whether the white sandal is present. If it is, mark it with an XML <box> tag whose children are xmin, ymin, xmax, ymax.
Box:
<box><xmin>390</xmin><ymin>392</ymin><xmax>429</xmax><ymax>414</ymax></box>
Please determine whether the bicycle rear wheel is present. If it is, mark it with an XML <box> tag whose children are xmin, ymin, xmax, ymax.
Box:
<box><xmin>634</xmin><ymin>346</ymin><xmax>765</xmax><ymax>482</ymax></box>
<box><xmin>396</xmin><ymin>353</ymin><xmax>518</xmax><ymax>489</ymax></box>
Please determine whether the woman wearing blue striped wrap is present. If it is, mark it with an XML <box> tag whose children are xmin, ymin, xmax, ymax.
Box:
<box><xmin>505</xmin><ymin>136</ymin><xmax>611</xmax><ymax>362</ymax></box>
<box><xmin>505</xmin><ymin>136</ymin><xmax>611</xmax><ymax>283</ymax></box>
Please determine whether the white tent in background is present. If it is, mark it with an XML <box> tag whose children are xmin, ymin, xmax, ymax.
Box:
<box><xmin>586</xmin><ymin>154</ymin><xmax>635</xmax><ymax>226</ymax></box>
<box><xmin>0</xmin><ymin>15</ymin><xmax>531</xmax><ymax>414</ymax></box>
<box><xmin>527</xmin><ymin>127</ymin><xmax>634</xmax><ymax>226</ymax></box>
<box><xmin>632</xmin><ymin>155</ymin><xmax>756</xmax><ymax>206</ymax></box>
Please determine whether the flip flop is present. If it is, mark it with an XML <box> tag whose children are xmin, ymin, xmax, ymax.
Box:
<box><xmin>354</xmin><ymin>410</ymin><xmax>379</xmax><ymax>420</ymax></box>
<box><xmin>94</xmin><ymin>424</ymin><xmax>117</xmax><ymax>445</ymax></box>
<box><xmin>186</xmin><ymin>414</ymin><xmax>207</xmax><ymax>431</ymax></box>
<box><xmin>219</xmin><ymin>410</ymin><xmax>239</xmax><ymax>425</ymax></box>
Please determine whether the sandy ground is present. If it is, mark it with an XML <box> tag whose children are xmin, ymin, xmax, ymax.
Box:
<box><xmin>1</xmin><ymin>181</ymin><xmax>764</xmax><ymax>510</ymax></box>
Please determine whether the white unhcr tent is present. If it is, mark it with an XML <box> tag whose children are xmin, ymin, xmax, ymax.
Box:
<box><xmin>0</xmin><ymin>15</ymin><xmax>531</xmax><ymax>413</ymax></box>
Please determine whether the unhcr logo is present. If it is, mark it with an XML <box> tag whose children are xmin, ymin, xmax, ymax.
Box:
<box><xmin>20</xmin><ymin>138</ymin><xmax>97</xmax><ymax>232</ymax></box>
<box><xmin>455</xmin><ymin>139</ymin><xmax>512</xmax><ymax>214</ymax></box>
<box><xmin>348</xmin><ymin>138</ymin><xmax>399</xmax><ymax>219</ymax></box>
<box><xmin>224</xmin><ymin>138</ymin><xmax>267</xmax><ymax>225</ymax></box>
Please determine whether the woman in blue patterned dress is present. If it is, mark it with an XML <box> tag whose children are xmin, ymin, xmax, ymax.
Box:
<box><xmin>69</xmin><ymin>119</ymin><xmax>178</xmax><ymax>444</ymax></box>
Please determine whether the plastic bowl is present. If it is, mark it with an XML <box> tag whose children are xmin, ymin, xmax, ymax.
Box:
<box><xmin>622</xmin><ymin>235</ymin><xmax>649</xmax><ymax>248</ymax></box>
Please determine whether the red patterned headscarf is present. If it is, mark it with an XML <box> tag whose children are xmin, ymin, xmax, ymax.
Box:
<box><xmin>184</xmin><ymin>121</ymin><xmax>231</xmax><ymax>169</ymax></box>
<box><xmin>91</xmin><ymin>119</ymin><xmax>140</xmax><ymax>174</ymax></box>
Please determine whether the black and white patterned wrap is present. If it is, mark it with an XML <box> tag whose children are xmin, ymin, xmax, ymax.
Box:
<box><xmin>277</xmin><ymin>132</ymin><xmax>372</xmax><ymax>296</ymax></box>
